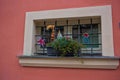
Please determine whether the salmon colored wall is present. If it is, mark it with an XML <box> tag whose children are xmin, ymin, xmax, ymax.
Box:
<box><xmin>0</xmin><ymin>0</ymin><xmax>120</xmax><ymax>80</ymax></box>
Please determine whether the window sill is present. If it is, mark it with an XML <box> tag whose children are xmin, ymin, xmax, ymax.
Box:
<box><xmin>18</xmin><ymin>55</ymin><xmax>120</xmax><ymax>69</ymax></box>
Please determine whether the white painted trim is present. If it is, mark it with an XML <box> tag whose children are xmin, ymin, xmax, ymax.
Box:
<box><xmin>23</xmin><ymin>5</ymin><xmax>114</xmax><ymax>56</ymax></box>
<box><xmin>19</xmin><ymin>57</ymin><xmax>119</xmax><ymax>69</ymax></box>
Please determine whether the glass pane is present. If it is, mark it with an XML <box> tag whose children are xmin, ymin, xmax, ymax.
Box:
<box><xmin>35</xmin><ymin>17</ymin><xmax>102</xmax><ymax>56</ymax></box>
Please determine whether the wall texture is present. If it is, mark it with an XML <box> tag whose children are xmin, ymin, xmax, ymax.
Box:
<box><xmin>0</xmin><ymin>0</ymin><xmax>120</xmax><ymax>80</ymax></box>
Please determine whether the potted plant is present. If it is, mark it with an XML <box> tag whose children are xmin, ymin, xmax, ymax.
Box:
<box><xmin>47</xmin><ymin>37</ymin><xmax>83</xmax><ymax>57</ymax></box>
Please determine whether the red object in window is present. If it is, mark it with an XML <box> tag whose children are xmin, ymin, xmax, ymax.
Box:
<box><xmin>83</xmin><ymin>32</ymin><xmax>89</xmax><ymax>38</ymax></box>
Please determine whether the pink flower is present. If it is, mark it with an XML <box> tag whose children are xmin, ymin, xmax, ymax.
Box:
<box><xmin>37</xmin><ymin>38</ymin><xmax>45</xmax><ymax>47</ymax></box>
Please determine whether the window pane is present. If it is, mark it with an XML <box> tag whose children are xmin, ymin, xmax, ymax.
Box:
<box><xmin>35</xmin><ymin>17</ymin><xmax>102</xmax><ymax>56</ymax></box>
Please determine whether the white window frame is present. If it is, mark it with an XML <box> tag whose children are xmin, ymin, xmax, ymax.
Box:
<box><xmin>19</xmin><ymin>5</ymin><xmax>119</xmax><ymax>69</ymax></box>
<box><xmin>24</xmin><ymin>5</ymin><xmax>114</xmax><ymax>56</ymax></box>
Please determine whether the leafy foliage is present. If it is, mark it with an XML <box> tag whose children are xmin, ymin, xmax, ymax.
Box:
<box><xmin>47</xmin><ymin>37</ymin><xmax>83</xmax><ymax>57</ymax></box>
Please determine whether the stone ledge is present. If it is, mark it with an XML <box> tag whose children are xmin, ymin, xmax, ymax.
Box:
<box><xmin>18</xmin><ymin>55</ymin><xmax>120</xmax><ymax>69</ymax></box>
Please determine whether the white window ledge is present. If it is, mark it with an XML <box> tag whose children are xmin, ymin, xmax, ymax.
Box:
<box><xmin>18</xmin><ymin>56</ymin><xmax>119</xmax><ymax>69</ymax></box>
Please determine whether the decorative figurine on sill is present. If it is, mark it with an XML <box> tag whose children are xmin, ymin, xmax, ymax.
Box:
<box><xmin>47</xmin><ymin>25</ymin><xmax>55</xmax><ymax>41</ymax></box>
<box><xmin>57</xmin><ymin>30</ymin><xmax>63</xmax><ymax>39</ymax></box>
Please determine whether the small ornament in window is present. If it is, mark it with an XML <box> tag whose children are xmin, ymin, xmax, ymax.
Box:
<box><xmin>37</xmin><ymin>37</ymin><xmax>45</xmax><ymax>47</ymax></box>
<box><xmin>47</xmin><ymin>25</ymin><xmax>55</xmax><ymax>41</ymax></box>
<box><xmin>57</xmin><ymin>30</ymin><xmax>63</xmax><ymax>39</ymax></box>
<box><xmin>83</xmin><ymin>32</ymin><xmax>89</xmax><ymax>44</ymax></box>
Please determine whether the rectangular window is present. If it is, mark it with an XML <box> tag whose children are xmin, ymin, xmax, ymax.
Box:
<box><xmin>34</xmin><ymin>16</ymin><xmax>101</xmax><ymax>56</ymax></box>
<box><xmin>19</xmin><ymin>5</ymin><xmax>119</xmax><ymax>69</ymax></box>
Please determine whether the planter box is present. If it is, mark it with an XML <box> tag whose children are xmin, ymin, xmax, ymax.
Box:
<box><xmin>47</xmin><ymin>47</ymin><xmax>58</xmax><ymax>56</ymax></box>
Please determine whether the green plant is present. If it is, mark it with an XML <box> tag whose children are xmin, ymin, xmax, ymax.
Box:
<box><xmin>47</xmin><ymin>37</ymin><xmax>83</xmax><ymax>57</ymax></box>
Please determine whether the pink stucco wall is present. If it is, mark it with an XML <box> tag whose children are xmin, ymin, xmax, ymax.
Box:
<box><xmin>0</xmin><ymin>0</ymin><xmax>120</xmax><ymax>80</ymax></box>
